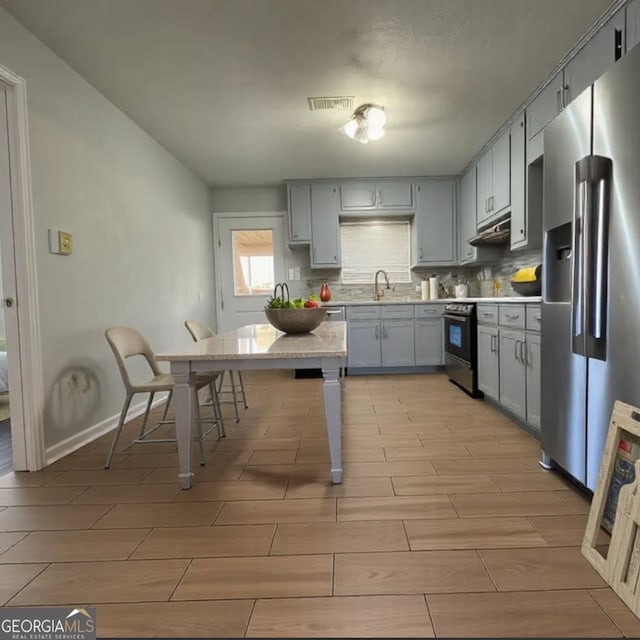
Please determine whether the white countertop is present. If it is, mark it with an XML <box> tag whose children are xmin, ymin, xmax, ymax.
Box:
<box><xmin>157</xmin><ymin>322</ymin><xmax>347</xmax><ymax>361</ymax></box>
<box><xmin>323</xmin><ymin>296</ymin><xmax>541</xmax><ymax>306</ymax></box>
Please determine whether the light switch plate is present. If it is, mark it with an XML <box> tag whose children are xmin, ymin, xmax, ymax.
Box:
<box><xmin>58</xmin><ymin>231</ymin><xmax>72</xmax><ymax>255</ymax></box>
<box><xmin>48</xmin><ymin>228</ymin><xmax>73</xmax><ymax>255</ymax></box>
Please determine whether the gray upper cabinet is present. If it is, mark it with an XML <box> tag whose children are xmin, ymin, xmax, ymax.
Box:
<box><xmin>491</xmin><ymin>130</ymin><xmax>510</xmax><ymax>214</ymax></box>
<box><xmin>378</xmin><ymin>182</ymin><xmax>414</xmax><ymax>209</ymax></box>
<box><xmin>340</xmin><ymin>180</ymin><xmax>413</xmax><ymax>211</ymax></box>
<box><xmin>414</xmin><ymin>179</ymin><xmax>456</xmax><ymax>265</ymax></box>
<box><xmin>476</xmin><ymin>129</ymin><xmax>510</xmax><ymax>226</ymax></box>
<box><xmin>458</xmin><ymin>167</ymin><xmax>477</xmax><ymax>263</ymax></box>
<box><xmin>510</xmin><ymin>112</ymin><xmax>528</xmax><ymax>250</ymax></box>
<box><xmin>476</xmin><ymin>151</ymin><xmax>492</xmax><ymax>226</ymax></box>
<box><xmin>340</xmin><ymin>182</ymin><xmax>377</xmax><ymax>209</ymax></box>
<box><xmin>526</xmin><ymin>69</ymin><xmax>564</xmax><ymax>141</ymax></box>
<box><xmin>563</xmin><ymin>10</ymin><xmax>625</xmax><ymax>107</ymax></box>
<box><xmin>287</xmin><ymin>183</ymin><xmax>311</xmax><ymax>244</ymax></box>
<box><xmin>628</xmin><ymin>0</ymin><xmax>640</xmax><ymax>52</ymax></box>
<box><xmin>310</xmin><ymin>183</ymin><xmax>341</xmax><ymax>268</ymax></box>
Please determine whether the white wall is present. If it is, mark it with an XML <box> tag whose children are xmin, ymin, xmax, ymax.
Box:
<box><xmin>211</xmin><ymin>186</ymin><xmax>286</xmax><ymax>213</ymax></box>
<box><xmin>0</xmin><ymin>7</ymin><xmax>215</xmax><ymax>451</ymax></box>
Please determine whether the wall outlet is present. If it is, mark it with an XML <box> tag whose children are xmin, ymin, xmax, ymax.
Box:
<box><xmin>288</xmin><ymin>267</ymin><xmax>296</xmax><ymax>280</ymax></box>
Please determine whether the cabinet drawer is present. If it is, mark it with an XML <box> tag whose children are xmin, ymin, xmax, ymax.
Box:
<box><xmin>380</xmin><ymin>305</ymin><xmax>414</xmax><ymax>320</ymax></box>
<box><xmin>415</xmin><ymin>304</ymin><xmax>445</xmax><ymax>318</ymax></box>
<box><xmin>499</xmin><ymin>304</ymin><xmax>526</xmax><ymax>329</ymax></box>
<box><xmin>346</xmin><ymin>306</ymin><xmax>379</xmax><ymax>321</ymax></box>
<box><xmin>477</xmin><ymin>304</ymin><xmax>499</xmax><ymax>325</ymax></box>
<box><xmin>526</xmin><ymin>305</ymin><xmax>542</xmax><ymax>331</ymax></box>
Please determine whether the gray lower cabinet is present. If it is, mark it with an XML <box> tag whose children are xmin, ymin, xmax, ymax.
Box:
<box><xmin>499</xmin><ymin>329</ymin><xmax>526</xmax><ymax>420</ymax></box>
<box><xmin>347</xmin><ymin>319</ymin><xmax>415</xmax><ymax>368</ymax></box>
<box><xmin>347</xmin><ymin>320</ymin><xmax>381</xmax><ymax>368</ymax></box>
<box><xmin>381</xmin><ymin>320</ymin><xmax>415</xmax><ymax>367</ymax></box>
<box><xmin>414</xmin><ymin>319</ymin><xmax>443</xmax><ymax>365</ymax></box>
<box><xmin>525</xmin><ymin>332</ymin><xmax>541</xmax><ymax>430</ymax></box>
<box><xmin>477</xmin><ymin>325</ymin><xmax>499</xmax><ymax>400</ymax></box>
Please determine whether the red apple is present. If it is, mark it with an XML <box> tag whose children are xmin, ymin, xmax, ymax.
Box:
<box><xmin>304</xmin><ymin>300</ymin><xmax>319</xmax><ymax>308</ymax></box>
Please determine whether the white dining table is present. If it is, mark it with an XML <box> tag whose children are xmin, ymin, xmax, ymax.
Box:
<box><xmin>156</xmin><ymin>321</ymin><xmax>347</xmax><ymax>489</ymax></box>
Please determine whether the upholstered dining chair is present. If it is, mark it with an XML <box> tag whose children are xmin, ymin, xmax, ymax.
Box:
<box><xmin>184</xmin><ymin>319</ymin><xmax>248</xmax><ymax>423</ymax></box>
<box><xmin>104</xmin><ymin>326</ymin><xmax>223</xmax><ymax>468</ymax></box>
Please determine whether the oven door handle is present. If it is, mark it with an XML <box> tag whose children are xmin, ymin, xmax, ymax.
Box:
<box><xmin>444</xmin><ymin>315</ymin><xmax>470</xmax><ymax>323</ymax></box>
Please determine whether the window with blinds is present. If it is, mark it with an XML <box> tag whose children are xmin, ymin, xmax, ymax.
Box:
<box><xmin>340</xmin><ymin>221</ymin><xmax>411</xmax><ymax>284</ymax></box>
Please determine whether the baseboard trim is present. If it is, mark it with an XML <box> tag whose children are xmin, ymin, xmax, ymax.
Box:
<box><xmin>45</xmin><ymin>393</ymin><xmax>169</xmax><ymax>466</ymax></box>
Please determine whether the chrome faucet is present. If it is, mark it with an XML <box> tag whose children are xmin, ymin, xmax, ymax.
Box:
<box><xmin>374</xmin><ymin>269</ymin><xmax>391</xmax><ymax>301</ymax></box>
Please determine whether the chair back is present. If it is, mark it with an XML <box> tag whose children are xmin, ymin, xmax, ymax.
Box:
<box><xmin>105</xmin><ymin>327</ymin><xmax>162</xmax><ymax>392</ymax></box>
<box><xmin>185</xmin><ymin>319</ymin><xmax>215</xmax><ymax>342</ymax></box>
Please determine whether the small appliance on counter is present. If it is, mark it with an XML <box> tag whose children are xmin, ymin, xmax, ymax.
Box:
<box><xmin>454</xmin><ymin>278</ymin><xmax>469</xmax><ymax>298</ymax></box>
<box><xmin>511</xmin><ymin>264</ymin><xmax>542</xmax><ymax>296</ymax></box>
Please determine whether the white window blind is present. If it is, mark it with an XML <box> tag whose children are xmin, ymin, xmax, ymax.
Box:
<box><xmin>340</xmin><ymin>221</ymin><xmax>411</xmax><ymax>284</ymax></box>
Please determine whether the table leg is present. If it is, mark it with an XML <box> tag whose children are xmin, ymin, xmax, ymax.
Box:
<box><xmin>172</xmin><ymin>364</ymin><xmax>194</xmax><ymax>489</ymax></box>
<box><xmin>322</xmin><ymin>366</ymin><xmax>342</xmax><ymax>484</ymax></box>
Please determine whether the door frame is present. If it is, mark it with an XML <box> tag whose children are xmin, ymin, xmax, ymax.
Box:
<box><xmin>212</xmin><ymin>211</ymin><xmax>285</xmax><ymax>331</ymax></box>
<box><xmin>0</xmin><ymin>64</ymin><xmax>45</xmax><ymax>471</ymax></box>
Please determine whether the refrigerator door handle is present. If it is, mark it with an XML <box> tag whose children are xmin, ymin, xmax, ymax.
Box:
<box><xmin>578</xmin><ymin>155</ymin><xmax>612</xmax><ymax>361</ymax></box>
<box><xmin>571</xmin><ymin>175</ymin><xmax>587</xmax><ymax>356</ymax></box>
<box><xmin>592</xmin><ymin>167</ymin><xmax>611</xmax><ymax>348</ymax></box>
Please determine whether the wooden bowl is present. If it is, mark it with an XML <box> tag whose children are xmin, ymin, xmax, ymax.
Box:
<box><xmin>264</xmin><ymin>308</ymin><xmax>327</xmax><ymax>334</ymax></box>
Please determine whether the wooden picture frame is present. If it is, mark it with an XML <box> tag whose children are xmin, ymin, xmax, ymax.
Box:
<box><xmin>582</xmin><ymin>400</ymin><xmax>640</xmax><ymax>618</ymax></box>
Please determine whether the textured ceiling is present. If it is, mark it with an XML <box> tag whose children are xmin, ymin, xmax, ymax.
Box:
<box><xmin>0</xmin><ymin>0</ymin><xmax>615</xmax><ymax>186</ymax></box>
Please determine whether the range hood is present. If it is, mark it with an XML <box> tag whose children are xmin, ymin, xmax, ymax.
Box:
<box><xmin>469</xmin><ymin>218</ymin><xmax>511</xmax><ymax>246</ymax></box>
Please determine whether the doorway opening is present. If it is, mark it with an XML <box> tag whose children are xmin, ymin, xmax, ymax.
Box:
<box><xmin>0</xmin><ymin>65</ymin><xmax>45</xmax><ymax>474</ymax></box>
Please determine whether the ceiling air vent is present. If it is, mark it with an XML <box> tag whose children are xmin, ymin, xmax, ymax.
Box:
<box><xmin>307</xmin><ymin>96</ymin><xmax>354</xmax><ymax>111</ymax></box>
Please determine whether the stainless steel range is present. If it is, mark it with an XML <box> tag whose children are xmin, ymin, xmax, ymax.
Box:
<box><xmin>443</xmin><ymin>302</ymin><xmax>480</xmax><ymax>397</ymax></box>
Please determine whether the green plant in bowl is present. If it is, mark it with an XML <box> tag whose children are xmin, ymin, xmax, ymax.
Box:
<box><xmin>264</xmin><ymin>283</ymin><xmax>327</xmax><ymax>334</ymax></box>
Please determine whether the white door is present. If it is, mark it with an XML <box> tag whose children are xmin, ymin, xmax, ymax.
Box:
<box><xmin>216</xmin><ymin>215</ymin><xmax>286</xmax><ymax>330</ymax></box>
<box><xmin>0</xmin><ymin>85</ymin><xmax>25</xmax><ymax>469</ymax></box>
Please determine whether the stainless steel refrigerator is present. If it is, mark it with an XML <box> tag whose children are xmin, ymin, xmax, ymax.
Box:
<box><xmin>542</xmin><ymin>43</ymin><xmax>640</xmax><ymax>492</ymax></box>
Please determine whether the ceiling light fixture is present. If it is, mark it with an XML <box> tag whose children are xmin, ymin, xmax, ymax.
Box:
<box><xmin>339</xmin><ymin>103</ymin><xmax>386</xmax><ymax>144</ymax></box>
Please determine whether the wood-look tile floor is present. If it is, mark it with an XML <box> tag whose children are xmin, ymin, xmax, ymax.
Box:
<box><xmin>0</xmin><ymin>371</ymin><xmax>637</xmax><ymax>637</ymax></box>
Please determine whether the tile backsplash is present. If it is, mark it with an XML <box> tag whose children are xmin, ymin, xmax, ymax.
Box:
<box><xmin>289</xmin><ymin>246</ymin><xmax>542</xmax><ymax>301</ymax></box>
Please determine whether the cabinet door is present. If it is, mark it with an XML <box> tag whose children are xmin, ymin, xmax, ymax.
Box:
<box><xmin>459</xmin><ymin>167</ymin><xmax>477</xmax><ymax>263</ymax></box>
<box><xmin>377</xmin><ymin>182</ymin><xmax>413</xmax><ymax>209</ymax></box>
<box><xmin>525</xmin><ymin>333</ymin><xmax>541</xmax><ymax>431</ymax></box>
<box><xmin>340</xmin><ymin>182</ymin><xmax>377</xmax><ymax>210</ymax></box>
<box><xmin>310</xmin><ymin>183</ymin><xmax>341</xmax><ymax>267</ymax></box>
<box><xmin>564</xmin><ymin>11</ymin><xmax>625</xmax><ymax>106</ymax></box>
<box><xmin>415</xmin><ymin>318</ymin><xmax>443</xmax><ymax>365</ymax></box>
<box><xmin>381</xmin><ymin>320</ymin><xmax>415</xmax><ymax>366</ymax></box>
<box><xmin>499</xmin><ymin>329</ymin><xmax>526</xmax><ymax>420</ymax></box>
<box><xmin>491</xmin><ymin>129</ymin><xmax>510</xmax><ymax>215</ymax></box>
<box><xmin>347</xmin><ymin>321</ymin><xmax>381</xmax><ymax>368</ymax></box>
<box><xmin>476</xmin><ymin>151</ymin><xmax>493</xmax><ymax>226</ymax></box>
<box><xmin>510</xmin><ymin>114</ymin><xmax>527</xmax><ymax>249</ymax></box>
<box><xmin>526</xmin><ymin>70</ymin><xmax>564</xmax><ymax>140</ymax></box>
<box><xmin>628</xmin><ymin>0</ymin><xmax>640</xmax><ymax>52</ymax></box>
<box><xmin>477</xmin><ymin>325</ymin><xmax>499</xmax><ymax>401</ymax></box>
<box><xmin>287</xmin><ymin>183</ymin><xmax>311</xmax><ymax>244</ymax></box>
<box><xmin>415</xmin><ymin>180</ymin><xmax>455</xmax><ymax>264</ymax></box>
